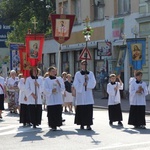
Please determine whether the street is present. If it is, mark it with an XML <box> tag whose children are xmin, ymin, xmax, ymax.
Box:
<box><xmin>1</xmin><ymin>106</ymin><xmax>150</xmax><ymax>150</ymax></box>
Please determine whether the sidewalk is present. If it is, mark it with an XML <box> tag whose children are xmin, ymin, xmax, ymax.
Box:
<box><xmin>93</xmin><ymin>90</ymin><xmax>150</xmax><ymax>114</ymax></box>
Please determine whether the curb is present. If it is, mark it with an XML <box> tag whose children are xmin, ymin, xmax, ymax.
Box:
<box><xmin>93</xmin><ymin>105</ymin><xmax>150</xmax><ymax>115</ymax></box>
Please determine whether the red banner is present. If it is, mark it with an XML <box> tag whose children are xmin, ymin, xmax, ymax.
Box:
<box><xmin>25</xmin><ymin>34</ymin><xmax>44</xmax><ymax>67</ymax></box>
<box><xmin>50</xmin><ymin>14</ymin><xmax>75</xmax><ymax>44</ymax></box>
<box><xmin>18</xmin><ymin>45</ymin><xmax>30</xmax><ymax>77</ymax></box>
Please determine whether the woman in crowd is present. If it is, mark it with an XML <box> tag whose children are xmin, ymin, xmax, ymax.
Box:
<box><xmin>64</xmin><ymin>74</ymin><xmax>73</xmax><ymax>113</ymax></box>
<box><xmin>7</xmin><ymin>70</ymin><xmax>19</xmax><ymax>114</ymax></box>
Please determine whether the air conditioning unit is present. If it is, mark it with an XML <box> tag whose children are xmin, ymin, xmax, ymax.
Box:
<box><xmin>94</xmin><ymin>0</ymin><xmax>105</xmax><ymax>7</ymax></box>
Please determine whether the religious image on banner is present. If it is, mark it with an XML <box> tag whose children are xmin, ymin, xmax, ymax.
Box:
<box><xmin>55</xmin><ymin>19</ymin><xmax>70</xmax><ymax>37</ymax></box>
<box><xmin>126</xmin><ymin>38</ymin><xmax>146</xmax><ymax>70</ymax></box>
<box><xmin>12</xmin><ymin>50</ymin><xmax>20</xmax><ymax>70</ymax></box>
<box><xmin>115</xmin><ymin>45</ymin><xmax>126</xmax><ymax>75</ymax></box>
<box><xmin>131</xmin><ymin>44</ymin><xmax>142</xmax><ymax>61</ymax></box>
<box><xmin>50</xmin><ymin>14</ymin><xmax>75</xmax><ymax>44</ymax></box>
<box><xmin>29</xmin><ymin>40</ymin><xmax>40</xmax><ymax>58</ymax></box>
<box><xmin>23</xmin><ymin>52</ymin><xmax>30</xmax><ymax>70</ymax></box>
<box><xmin>10</xmin><ymin>43</ymin><xmax>24</xmax><ymax>71</ymax></box>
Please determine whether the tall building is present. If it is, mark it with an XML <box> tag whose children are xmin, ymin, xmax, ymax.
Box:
<box><xmin>43</xmin><ymin>0</ymin><xmax>150</xmax><ymax>91</ymax></box>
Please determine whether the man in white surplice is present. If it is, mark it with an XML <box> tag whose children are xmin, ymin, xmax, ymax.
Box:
<box><xmin>44</xmin><ymin>66</ymin><xmax>65</xmax><ymax>131</ymax></box>
<box><xmin>73</xmin><ymin>60</ymin><xmax>96</xmax><ymax>130</ymax></box>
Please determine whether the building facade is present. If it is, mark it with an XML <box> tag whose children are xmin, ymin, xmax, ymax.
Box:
<box><xmin>42</xmin><ymin>0</ymin><xmax>150</xmax><ymax>91</ymax></box>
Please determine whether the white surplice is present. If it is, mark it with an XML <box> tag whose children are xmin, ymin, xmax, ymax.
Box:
<box><xmin>73</xmin><ymin>71</ymin><xmax>96</xmax><ymax>105</ymax></box>
<box><xmin>18</xmin><ymin>78</ymin><xmax>28</xmax><ymax>105</ymax></box>
<box><xmin>130</xmin><ymin>81</ymin><xmax>148</xmax><ymax>105</ymax></box>
<box><xmin>25</xmin><ymin>77</ymin><xmax>43</xmax><ymax>105</ymax></box>
<box><xmin>44</xmin><ymin>76</ymin><xmax>65</xmax><ymax>106</ymax></box>
<box><xmin>107</xmin><ymin>82</ymin><xmax>123</xmax><ymax>105</ymax></box>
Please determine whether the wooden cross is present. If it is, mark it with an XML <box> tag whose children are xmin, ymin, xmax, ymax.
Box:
<box><xmin>32</xmin><ymin>18</ymin><xmax>38</xmax><ymax>31</ymax></box>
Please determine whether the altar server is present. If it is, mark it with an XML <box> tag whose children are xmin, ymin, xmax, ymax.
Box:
<box><xmin>18</xmin><ymin>77</ymin><xmax>30</xmax><ymax>126</ymax></box>
<box><xmin>128</xmin><ymin>71</ymin><xmax>148</xmax><ymax>129</ymax></box>
<box><xmin>25</xmin><ymin>67</ymin><xmax>43</xmax><ymax>128</ymax></box>
<box><xmin>73</xmin><ymin>60</ymin><xmax>96</xmax><ymax>130</ymax></box>
<box><xmin>107</xmin><ymin>74</ymin><xmax>123</xmax><ymax>126</ymax></box>
<box><xmin>44</xmin><ymin>66</ymin><xmax>65</xmax><ymax>131</ymax></box>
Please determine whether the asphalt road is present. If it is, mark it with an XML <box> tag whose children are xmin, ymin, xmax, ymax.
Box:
<box><xmin>1</xmin><ymin>107</ymin><xmax>150</xmax><ymax>150</ymax></box>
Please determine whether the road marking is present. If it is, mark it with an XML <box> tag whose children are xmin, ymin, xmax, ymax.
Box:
<box><xmin>88</xmin><ymin>141</ymin><xmax>150</xmax><ymax>150</ymax></box>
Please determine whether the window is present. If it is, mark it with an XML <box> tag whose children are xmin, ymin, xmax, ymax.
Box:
<box><xmin>49</xmin><ymin>53</ymin><xmax>56</xmax><ymax>67</ymax></box>
<box><xmin>71</xmin><ymin>0</ymin><xmax>81</xmax><ymax>24</ymax></box>
<box><xmin>58</xmin><ymin>1</ymin><xmax>68</xmax><ymax>14</ymax></box>
<box><xmin>94</xmin><ymin>0</ymin><xmax>105</xmax><ymax>20</ymax></box>
<box><xmin>74</xmin><ymin>51</ymin><xmax>82</xmax><ymax>72</ymax></box>
<box><xmin>139</xmin><ymin>0</ymin><xmax>150</xmax><ymax>14</ymax></box>
<box><xmin>61</xmin><ymin>52</ymin><xmax>69</xmax><ymax>73</ymax></box>
<box><xmin>118</xmin><ymin>0</ymin><xmax>130</xmax><ymax>15</ymax></box>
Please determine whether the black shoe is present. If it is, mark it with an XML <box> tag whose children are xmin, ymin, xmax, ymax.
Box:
<box><xmin>26</xmin><ymin>123</ymin><xmax>32</xmax><ymax>127</ymax></box>
<box><xmin>87</xmin><ymin>126</ymin><xmax>92</xmax><ymax>130</ymax></box>
<box><xmin>33</xmin><ymin>125</ymin><xmax>36</xmax><ymax>128</ymax></box>
<box><xmin>140</xmin><ymin>125</ymin><xmax>146</xmax><ymax>129</ymax></box>
<box><xmin>62</xmin><ymin>119</ymin><xmax>66</xmax><ymax>122</ymax></box>
<box><xmin>80</xmin><ymin>125</ymin><xmax>84</xmax><ymax>129</ymax></box>
<box><xmin>23</xmin><ymin>123</ymin><xmax>26</xmax><ymax>127</ymax></box>
<box><xmin>51</xmin><ymin>127</ymin><xmax>57</xmax><ymax>131</ymax></box>
<box><xmin>109</xmin><ymin>121</ymin><xmax>113</xmax><ymax>126</ymax></box>
<box><xmin>134</xmin><ymin>126</ymin><xmax>139</xmax><ymax>129</ymax></box>
<box><xmin>0</xmin><ymin>116</ymin><xmax>2</xmax><ymax>119</ymax></box>
<box><xmin>118</xmin><ymin>121</ymin><xmax>123</xmax><ymax>126</ymax></box>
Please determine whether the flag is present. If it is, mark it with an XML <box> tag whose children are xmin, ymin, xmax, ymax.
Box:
<box><xmin>126</xmin><ymin>38</ymin><xmax>146</xmax><ymax>70</ymax></box>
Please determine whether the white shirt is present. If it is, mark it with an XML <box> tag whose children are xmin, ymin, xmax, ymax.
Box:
<box><xmin>18</xmin><ymin>78</ymin><xmax>28</xmax><ymax>105</ymax></box>
<box><xmin>7</xmin><ymin>77</ymin><xmax>19</xmax><ymax>92</ymax></box>
<box><xmin>107</xmin><ymin>82</ymin><xmax>123</xmax><ymax>105</ymax></box>
<box><xmin>0</xmin><ymin>76</ymin><xmax>5</xmax><ymax>94</ymax></box>
<box><xmin>73</xmin><ymin>71</ymin><xmax>96</xmax><ymax>105</ymax></box>
<box><xmin>44</xmin><ymin>76</ymin><xmax>65</xmax><ymax>106</ymax></box>
<box><xmin>130</xmin><ymin>81</ymin><xmax>148</xmax><ymax>105</ymax></box>
<box><xmin>25</xmin><ymin>76</ymin><xmax>43</xmax><ymax>105</ymax></box>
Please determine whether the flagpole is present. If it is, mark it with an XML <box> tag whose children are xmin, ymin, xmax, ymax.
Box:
<box><xmin>57</xmin><ymin>0</ymin><xmax>64</xmax><ymax>75</ymax></box>
<box><xmin>83</xmin><ymin>16</ymin><xmax>91</xmax><ymax>91</ymax></box>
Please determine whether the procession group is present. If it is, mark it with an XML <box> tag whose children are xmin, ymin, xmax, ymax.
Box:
<box><xmin>0</xmin><ymin>60</ymin><xmax>148</xmax><ymax>131</ymax></box>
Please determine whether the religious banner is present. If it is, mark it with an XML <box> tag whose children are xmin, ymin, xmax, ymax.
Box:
<box><xmin>115</xmin><ymin>45</ymin><xmax>127</xmax><ymax>75</ymax></box>
<box><xmin>18</xmin><ymin>45</ymin><xmax>30</xmax><ymax>77</ymax></box>
<box><xmin>126</xmin><ymin>38</ymin><xmax>146</xmax><ymax>70</ymax></box>
<box><xmin>10</xmin><ymin>43</ymin><xmax>24</xmax><ymax>71</ymax></box>
<box><xmin>25</xmin><ymin>34</ymin><xmax>44</xmax><ymax>67</ymax></box>
<box><xmin>50</xmin><ymin>14</ymin><xmax>75</xmax><ymax>44</ymax></box>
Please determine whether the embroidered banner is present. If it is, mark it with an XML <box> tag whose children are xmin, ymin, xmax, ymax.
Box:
<box><xmin>115</xmin><ymin>45</ymin><xmax>127</xmax><ymax>75</ymax></box>
<box><xmin>50</xmin><ymin>14</ymin><xmax>75</xmax><ymax>44</ymax></box>
<box><xmin>10</xmin><ymin>43</ymin><xmax>24</xmax><ymax>71</ymax></box>
<box><xmin>126</xmin><ymin>38</ymin><xmax>146</xmax><ymax>70</ymax></box>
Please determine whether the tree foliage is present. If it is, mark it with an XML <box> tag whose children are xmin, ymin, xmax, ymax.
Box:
<box><xmin>0</xmin><ymin>0</ymin><xmax>56</xmax><ymax>44</ymax></box>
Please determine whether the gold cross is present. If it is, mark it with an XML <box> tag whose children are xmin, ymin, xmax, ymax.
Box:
<box><xmin>32</xmin><ymin>18</ymin><xmax>38</xmax><ymax>30</ymax></box>
<box><xmin>84</xmin><ymin>16</ymin><xmax>90</xmax><ymax>26</ymax></box>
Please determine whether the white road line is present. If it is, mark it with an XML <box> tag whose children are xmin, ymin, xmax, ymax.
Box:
<box><xmin>88</xmin><ymin>141</ymin><xmax>150</xmax><ymax>150</ymax></box>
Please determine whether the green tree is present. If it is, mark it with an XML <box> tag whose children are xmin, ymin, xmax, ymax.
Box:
<box><xmin>0</xmin><ymin>0</ymin><xmax>55</xmax><ymax>44</ymax></box>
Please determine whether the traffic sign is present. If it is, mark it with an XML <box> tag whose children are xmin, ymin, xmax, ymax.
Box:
<box><xmin>79</xmin><ymin>47</ymin><xmax>92</xmax><ymax>60</ymax></box>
